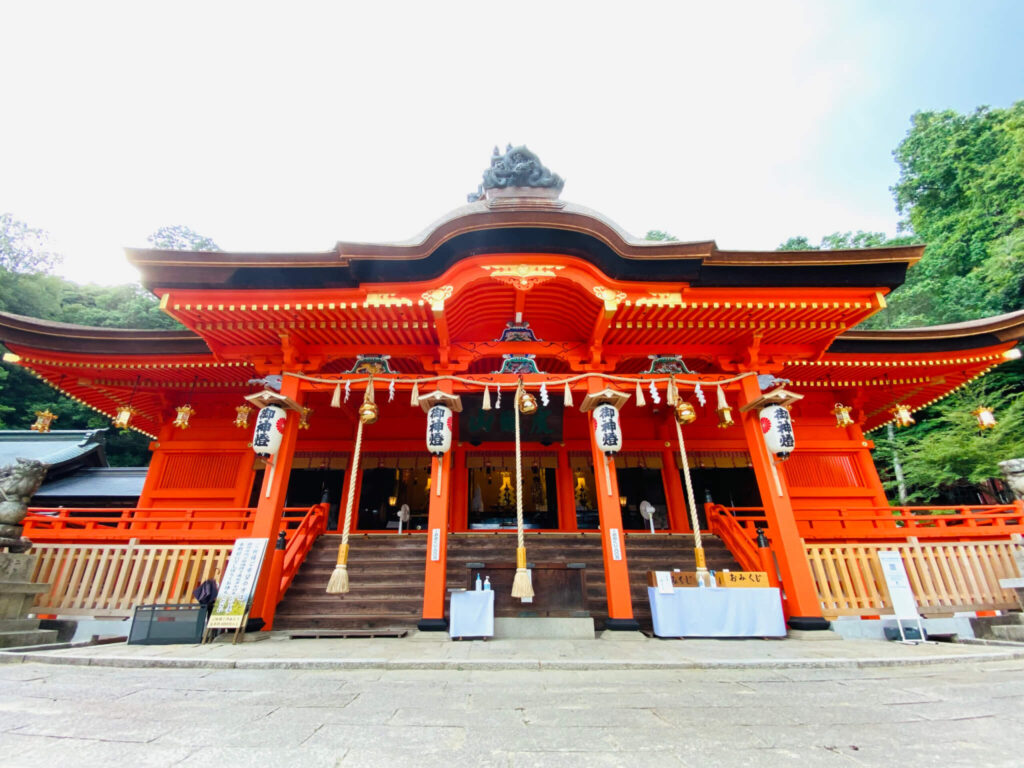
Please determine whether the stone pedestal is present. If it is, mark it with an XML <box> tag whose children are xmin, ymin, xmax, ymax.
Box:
<box><xmin>0</xmin><ymin>552</ymin><xmax>58</xmax><ymax>648</ymax></box>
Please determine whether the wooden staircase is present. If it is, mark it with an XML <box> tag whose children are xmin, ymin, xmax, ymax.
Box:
<box><xmin>273</xmin><ymin>531</ymin><xmax>741</xmax><ymax>633</ymax></box>
<box><xmin>273</xmin><ymin>534</ymin><xmax>426</xmax><ymax>632</ymax></box>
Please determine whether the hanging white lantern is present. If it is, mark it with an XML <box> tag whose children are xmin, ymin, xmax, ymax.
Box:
<box><xmin>425</xmin><ymin>404</ymin><xmax>453</xmax><ymax>456</ymax></box>
<box><xmin>593</xmin><ymin>402</ymin><xmax>623</xmax><ymax>456</ymax></box>
<box><xmin>252</xmin><ymin>405</ymin><xmax>288</xmax><ymax>457</ymax></box>
<box><xmin>759</xmin><ymin>404</ymin><xmax>795</xmax><ymax>458</ymax></box>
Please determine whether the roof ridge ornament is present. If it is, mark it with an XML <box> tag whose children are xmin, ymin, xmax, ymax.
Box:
<box><xmin>467</xmin><ymin>144</ymin><xmax>565</xmax><ymax>203</ymax></box>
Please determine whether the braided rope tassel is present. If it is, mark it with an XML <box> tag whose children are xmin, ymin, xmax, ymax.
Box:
<box><xmin>327</xmin><ymin>417</ymin><xmax>364</xmax><ymax>594</ymax></box>
<box><xmin>675</xmin><ymin>417</ymin><xmax>707</xmax><ymax>575</ymax></box>
<box><xmin>510</xmin><ymin>381</ymin><xmax>534</xmax><ymax>599</ymax></box>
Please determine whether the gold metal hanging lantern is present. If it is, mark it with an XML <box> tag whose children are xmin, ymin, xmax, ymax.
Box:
<box><xmin>298</xmin><ymin>407</ymin><xmax>313</xmax><ymax>429</ymax></box>
<box><xmin>173</xmin><ymin>405</ymin><xmax>195</xmax><ymax>429</ymax></box>
<box><xmin>234</xmin><ymin>405</ymin><xmax>253</xmax><ymax>428</ymax></box>
<box><xmin>30</xmin><ymin>409</ymin><xmax>57</xmax><ymax>433</ymax></box>
<box><xmin>833</xmin><ymin>403</ymin><xmax>854</xmax><ymax>428</ymax></box>
<box><xmin>114</xmin><ymin>405</ymin><xmax>137</xmax><ymax>429</ymax></box>
<box><xmin>972</xmin><ymin>406</ymin><xmax>997</xmax><ymax>430</ymax></box>
<box><xmin>890</xmin><ymin>404</ymin><xmax>915</xmax><ymax>428</ymax></box>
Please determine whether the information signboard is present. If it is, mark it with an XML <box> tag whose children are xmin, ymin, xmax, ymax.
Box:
<box><xmin>877</xmin><ymin>549</ymin><xmax>927</xmax><ymax>642</ymax></box>
<box><xmin>207</xmin><ymin>538</ymin><xmax>269</xmax><ymax>630</ymax></box>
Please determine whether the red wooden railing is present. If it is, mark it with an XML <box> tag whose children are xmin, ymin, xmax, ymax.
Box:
<box><xmin>705</xmin><ymin>505</ymin><xmax>763</xmax><ymax>572</ymax></box>
<box><xmin>704</xmin><ymin>502</ymin><xmax>1024</xmax><ymax>542</ymax></box>
<box><xmin>22</xmin><ymin>506</ymin><xmax>316</xmax><ymax>543</ymax></box>
<box><xmin>278</xmin><ymin>503</ymin><xmax>328</xmax><ymax>599</ymax></box>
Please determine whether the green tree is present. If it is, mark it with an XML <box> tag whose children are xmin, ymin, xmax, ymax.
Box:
<box><xmin>644</xmin><ymin>230</ymin><xmax>679</xmax><ymax>242</ymax></box>
<box><xmin>147</xmin><ymin>225</ymin><xmax>221</xmax><ymax>251</ymax></box>
<box><xmin>777</xmin><ymin>231</ymin><xmax>915</xmax><ymax>252</ymax></box>
<box><xmin>876</xmin><ymin>369</ymin><xmax>1024</xmax><ymax>503</ymax></box>
<box><xmin>0</xmin><ymin>215</ymin><xmax>184</xmax><ymax>462</ymax></box>
<box><xmin>0</xmin><ymin>213</ymin><xmax>61</xmax><ymax>273</ymax></box>
<box><xmin>879</xmin><ymin>102</ymin><xmax>1024</xmax><ymax>328</ymax></box>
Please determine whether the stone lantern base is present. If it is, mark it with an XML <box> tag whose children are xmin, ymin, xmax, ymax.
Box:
<box><xmin>0</xmin><ymin>552</ymin><xmax>58</xmax><ymax>648</ymax></box>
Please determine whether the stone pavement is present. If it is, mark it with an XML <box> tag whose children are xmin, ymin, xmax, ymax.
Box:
<box><xmin>1</xmin><ymin>630</ymin><xmax>1024</xmax><ymax>670</ymax></box>
<box><xmin>0</xmin><ymin>647</ymin><xmax>1022</xmax><ymax>767</ymax></box>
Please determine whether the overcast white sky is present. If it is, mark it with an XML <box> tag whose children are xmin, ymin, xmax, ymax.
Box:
<box><xmin>1</xmin><ymin>1</ymin><xmax>1022</xmax><ymax>285</ymax></box>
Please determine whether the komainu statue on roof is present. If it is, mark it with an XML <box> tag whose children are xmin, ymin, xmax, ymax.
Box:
<box><xmin>0</xmin><ymin>458</ymin><xmax>49</xmax><ymax>552</ymax></box>
<box><xmin>468</xmin><ymin>144</ymin><xmax>565</xmax><ymax>202</ymax></box>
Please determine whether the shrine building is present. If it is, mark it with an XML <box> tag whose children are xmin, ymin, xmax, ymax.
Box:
<box><xmin>5</xmin><ymin>146</ymin><xmax>1024</xmax><ymax>635</ymax></box>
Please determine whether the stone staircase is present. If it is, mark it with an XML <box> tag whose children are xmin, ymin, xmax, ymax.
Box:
<box><xmin>274</xmin><ymin>531</ymin><xmax>741</xmax><ymax>633</ymax></box>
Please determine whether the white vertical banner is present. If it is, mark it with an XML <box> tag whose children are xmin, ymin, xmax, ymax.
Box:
<box><xmin>609</xmin><ymin>528</ymin><xmax>622</xmax><ymax>561</ymax></box>
<box><xmin>430</xmin><ymin>528</ymin><xmax>441</xmax><ymax>561</ymax></box>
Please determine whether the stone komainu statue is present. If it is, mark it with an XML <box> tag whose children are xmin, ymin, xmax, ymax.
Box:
<box><xmin>0</xmin><ymin>458</ymin><xmax>49</xmax><ymax>552</ymax></box>
<box><xmin>999</xmin><ymin>459</ymin><xmax>1024</xmax><ymax>502</ymax></box>
<box><xmin>467</xmin><ymin>145</ymin><xmax>565</xmax><ymax>202</ymax></box>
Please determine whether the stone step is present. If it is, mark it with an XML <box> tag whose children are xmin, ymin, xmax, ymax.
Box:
<box><xmin>990</xmin><ymin>624</ymin><xmax>1024</xmax><ymax>642</ymax></box>
<box><xmin>0</xmin><ymin>629</ymin><xmax>59</xmax><ymax>649</ymax></box>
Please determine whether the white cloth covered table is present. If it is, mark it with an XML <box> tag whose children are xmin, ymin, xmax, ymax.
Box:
<box><xmin>648</xmin><ymin>586</ymin><xmax>786</xmax><ymax>637</ymax></box>
<box><xmin>449</xmin><ymin>590</ymin><xmax>494</xmax><ymax>638</ymax></box>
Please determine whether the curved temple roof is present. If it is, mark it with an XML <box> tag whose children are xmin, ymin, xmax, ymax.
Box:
<box><xmin>126</xmin><ymin>199</ymin><xmax>925</xmax><ymax>292</ymax></box>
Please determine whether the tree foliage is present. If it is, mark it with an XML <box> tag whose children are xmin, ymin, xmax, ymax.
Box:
<box><xmin>0</xmin><ymin>219</ymin><xmax>216</xmax><ymax>465</ymax></box>
<box><xmin>873</xmin><ymin>102</ymin><xmax>1024</xmax><ymax>329</ymax></box>
<box><xmin>875</xmin><ymin>360</ymin><xmax>1024</xmax><ymax>503</ymax></box>
<box><xmin>644</xmin><ymin>230</ymin><xmax>679</xmax><ymax>242</ymax></box>
<box><xmin>0</xmin><ymin>213</ymin><xmax>61</xmax><ymax>273</ymax></box>
<box><xmin>148</xmin><ymin>225</ymin><xmax>221</xmax><ymax>251</ymax></box>
<box><xmin>778</xmin><ymin>231</ymin><xmax>916</xmax><ymax>251</ymax></box>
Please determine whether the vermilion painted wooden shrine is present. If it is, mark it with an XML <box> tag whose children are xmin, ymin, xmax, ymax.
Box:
<box><xmin>5</xmin><ymin>147</ymin><xmax>1024</xmax><ymax>635</ymax></box>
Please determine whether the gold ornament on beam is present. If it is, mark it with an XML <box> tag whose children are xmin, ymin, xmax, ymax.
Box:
<box><xmin>890</xmin><ymin>404</ymin><xmax>915</xmax><ymax>428</ymax></box>
<box><xmin>675</xmin><ymin>400</ymin><xmax>697</xmax><ymax>425</ymax></box>
<box><xmin>173</xmin><ymin>405</ymin><xmax>195</xmax><ymax>429</ymax></box>
<box><xmin>30</xmin><ymin>409</ymin><xmax>57</xmax><ymax>433</ymax></box>
<box><xmin>518</xmin><ymin>390</ymin><xmax>538</xmax><ymax>415</ymax></box>
<box><xmin>298</xmin><ymin>407</ymin><xmax>313</xmax><ymax>430</ymax></box>
<box><xmin>715</xmin><ymin>385</ymin><xmax>734</xmax><ymax>429</ymax></box>
<box><xmin>234</xmin><ymin>405</ymin><xmax>253</xmax><ymax>428</ymax></box>
<box><xmin>832</xmin><ymin>403</ymin><xmax>854</xmax><ymax>428</ymax></box>
<box><xmin>972</xmin><ymin>406</ymin><xmax>997</xmax><ymax>430</ymax></box>
<box><xmin>359</xmin><ymin>376</ymin><xmax>379</xmax><ymax>425</ymax></box>
<box><xmin>359</xmin><ymin>401</ymin><xmax>378</xmax><ymax>425</ymax></box>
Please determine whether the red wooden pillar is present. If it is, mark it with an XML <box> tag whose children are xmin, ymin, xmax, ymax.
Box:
<box><xmin>557</xmin><ymin>445</ymin><xmax>577</xmax><ymax>531</ymax></box>
<box><xmin>418</xmin><ymin>384</ymin><xmax>455</xmax><ymax>631</ymax></box>
<box><xmin>250</xmin><ymin>376</ymin><xmax>303</xmax><ymax>627</ymax></box>
<box><xmin>587</xmin><ymin>379</ymin><xmax>640</xmax><ymax>631</ymax></box>
<box><xmin>661</xmin><ymin>447</ymin><xmax>689</xmax><ymax>532</ymax></box>
<box><xmin>738</xmin><ymin>375</ymin><xmax>827</xmax><ymax>630</ymax></box>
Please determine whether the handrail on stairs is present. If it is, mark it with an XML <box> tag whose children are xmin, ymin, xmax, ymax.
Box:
<box><xmin>278</xmin><ymin>502</ymin><xmax>328</xmax><ymax>599</ymax></box>
<box><xmin>704</xmin><ymin>503</ymin><xmax>765</xmax><ymax>573</ymax></box>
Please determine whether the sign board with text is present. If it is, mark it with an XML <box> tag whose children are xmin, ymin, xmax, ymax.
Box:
<box><xmin>207</xmin><ymin>538</ymin><xmax>268</xmax><ymax>630</ymax></box>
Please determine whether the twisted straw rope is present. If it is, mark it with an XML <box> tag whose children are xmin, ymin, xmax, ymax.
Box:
<box><xmin>514</xmin><ymin>382</ymin><xmax>525</xmax><ymax>552</ymax></box>
<box><xmin>338</xmin><ymin>417</ymin><xmax>364</xmax><ymax>558</ymax></box>
<box><xmin>286</xmin><ymin>370</ymin><xmax>757</xmax><ymax>390</ymax></box>
<box><xmin>675</xmin><ymin>418</ymin><xmax>703</xmax><ymax>552</ymax></box>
